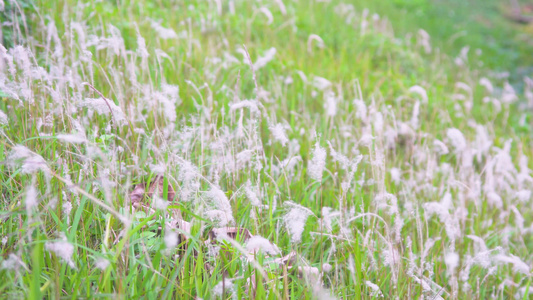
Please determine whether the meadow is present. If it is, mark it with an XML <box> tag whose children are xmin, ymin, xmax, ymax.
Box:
<box><xmin>1</xmin><ymin>0</ymin><xmax>533</xmax><ymax>299</ymax></box>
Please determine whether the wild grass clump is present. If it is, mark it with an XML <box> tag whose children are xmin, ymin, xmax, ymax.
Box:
<box><xmin>0</xmin><ymin>0</ymin><xmax>532</xmax><ymax>299</ymax></box>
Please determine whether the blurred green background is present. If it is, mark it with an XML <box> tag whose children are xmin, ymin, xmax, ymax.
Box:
<box><xmin>4</xmin><ymin>0</ymin><xmax>532</xmax><ymax>81</ymax></box>
<box><xmin>361</xmin><ymin>0</ymin><xmax>533</xmax><ymax>84</ymax></box>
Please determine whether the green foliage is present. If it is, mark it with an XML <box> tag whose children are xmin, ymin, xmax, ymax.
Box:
<box><xmin>0</xmin><ymin>0</ymin><xmax>532</xmax><ymax>299</ymax></box>
<box><xmin>1</xmin><ymin>0</ymin><xmax>33</xmax><ymax>48</ymax></box>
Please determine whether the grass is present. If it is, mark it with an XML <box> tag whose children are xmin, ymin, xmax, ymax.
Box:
<box><xmin>357</xmin><ymin>0</ymin><xmax>533</xmax><ymax>83</ymax></box>
<box><xmin>0</xmin><ymin>0</ymin><xmax>532</xmax><ymax>299</ymax></box>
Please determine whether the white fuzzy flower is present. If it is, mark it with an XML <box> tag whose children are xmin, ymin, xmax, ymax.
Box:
<box><xmin>324</xmin><ymin>91</ymin><xmax>337</xmax><ymax>117</ymax></box>
<box><xmin>516</xmin><ymin>190</ymin><xmax>531</xmax><ymax>202</ymax></box>
<box><xmin>95</xmin><ymin>258</ymin><xmax>110</xmax><ymax>271</ymax></box>
<box><xmin>78</xmin><ymin>98</ymin><xmax>125</xmax><ymax>122</ymax></box>
<box><xmin>444</xmin><ymin>252</ymin><xmax>459</xmax><ymax>277</ymax></box>
<box><xmin>62</xmin><ymin>201</ymin><xmax>72</xmax><ymax>217</ymax></box>
<box><xmin>298</xmin><ymin>266</ymin><xmax>321</xmax><ymax>285</ymax></box>
<box><xmin>245</xmin><ymin>236</ymin><xmax>280</xmax><ymax>255</ymax></box>
<box><xmin>365</xmin><ymin>281</ymin><xmax>384</xmax><ymax>298</ymax></box>
<box><xmin>502</xmin><ymin>82</ymin><xmax>517</xmax><ymax>104</ymax></box>
<box><xmin>150</xmin><ymin>163</ymin><xmax>166</xmax><ymax>175</ymax></box>
<box><xmin>446</xmin><ymin>128</ymin><xmax>467</xmax><ymax>153</ymax></box>
<box><xmin>322</xmin><ymin>263</ymin><xmax>333</xmax><ymax>273</ymax></box>
<box><xmin>308</xmin><ymin>141</ymin><xmax>326</xmax><ymax>182</ymax></box>
<box><xmin>494</xmin><ymin>254</ymin><xmax>530</xmax><ymax>275</ymax></box>
<box><xmin>244</xmin><ymin>180</ymin><xmax>262</xmax><ymax>207</ymax></box>
<box><xmin>359</xmin><ymin>134</ymin><xmax>374</xmax><ymax>148</ymax></box>
<box><xmin>390</xmin><ymin>168</ymin><xmax>401</xmax><ymax>185</ymax></box>
<box><xmin>205</xmin><ymin>210</ymin><xmax>230</xmax><ymax>227</ymax></box>
<box><xmin>164</xmin><ymin>230</ymin><xmax>178</xmax><ymax>249</ymax></box>
<box><xmin>0</xmin><ymin>109</ymin><xmax>8</xmax><ymax>125</ymax></box>
<box><xmin>307</xmin><ymin>34</ymin><xmax>325</xmax><ymax>52</ymax></box>
<box><xmin>212</xmin><ymin>279</ymin><xmax>234</xmax><ymax>297</ymax></box>
<box><xmin>229</xmin><ymin>100</ymin><xmax>260</xmax><ymax>114</ymax></box>
<box><xmin>254</xmin><ymin>47</ymin><xmax>276</xmax><ymax>70</ymax></box>
<box><xmin>327</xmin><ymin>141</ymin><xmax>350</xmax><ymax>167</ymax></box>
<box><xmin>205</xmin><ymin>188</ymin><xmax>234</xmax><ymax>224</ymax></box>
<box><xmin>354</xmin><ymin>99</ymin><xmax>367</xmax><ymax>121</ymax></box>
<box><xmin>136</xmin><ymin>32</ymin><xmax>149</xmax><ymax>59</ymax></box>
<box><xmin>270</xmin><ymin>123</ymin><xmax>289</xmax><ymax>146</ymax></box>
<box><xmin>56</xmin><ymin>134</ymin><xmax>87</xmax><ymax>144</ymax></box>
<box><xmin>1</xmin><ymin>254</ymin><xmax>26</xmax><ymax>272</ymax></box>
<box><xmin>8</xmin><ymin>145</ymin><xmax>50</xmax><ymax>175</ymax></box>
<box><xmin>25</xmin><ymin>185</ymin><xmax>38</xmax><ymax>212</ymax></box>
<box><xmin>153</xmin><ymin>195</ymin><xmax>169</xmax><ymax>210</ymax></box>
<box><xmin>45</xmin><ymin>235</ymin><xmax>75</xmax><ymax>268</ymax></box>
<box><xmin>479</xmin><ymin>77</ymin><xmax>494</xmax><ymax>93</ymax></box>
<box><xmin>417</xmin><ymin>29</ymin><xmax>432</xmax><ymax>54</ymax></box>
<box><xmin>433</xmin><ymin>139</ymin><xmax>449</xmax><ymax>155</ymax></box>
<box><xmin>409</xmin><ymin>85</ymin><xmax>428</xmax><ymax>103</ymax></box>
<box><xmin>373</xmin><ymin>112</ymin><xmax>383</xmax><ymax>133</ymax></box>
<box><xmin>312</xmin><ymin>76</ymin><xmax>331</xmax><ymax>90</ymax></box>
<box><xmin>284</xmin><ymin>76</ymin><xmax>293</xmax><ymax>85</ymax></box>
<box><xmin>150</xmin><ymin>21</ymin><xmax>177</xmax><ymax>39</ymax></box>
<box><xmin>283</xmin><ymin>201</ymin><xmax>313</xmax><ymax>243</ymax></box>
<box><xmin>486</xmin><ymin>191</ymin><xmax>502</xmax><ymax>209</ymax></box>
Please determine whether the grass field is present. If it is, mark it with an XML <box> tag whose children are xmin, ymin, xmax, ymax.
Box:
<box><xmin>1</xmin><ymin>0</ymin><xmax>533</xmax><ymax>299</ymax></box>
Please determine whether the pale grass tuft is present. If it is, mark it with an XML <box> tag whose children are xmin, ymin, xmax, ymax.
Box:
<box><xmin>308</xmin><ymin>140</ymin><xmax>327</xmax><ymax>182</ymax></box>
<box><xmin>494</xmin><ymin>254</ymin><xmax>530</xmax><ymax>275</ymax></box>
<box><xmin>0</xmin><ymin>109</ymin><xmax>8</xmax><ymax>125</ymax></box>
<box><xmin>322</xmin><ymin>263</ymin><xmax>333</xmax><ymax>273</ymax></box>
<box><xmin>365</xmin><ymin>281</ymin><xmax>384</xmax><ymax>298</ymax></box>
<box><xmin>446</xmin><ymin>128</ymin><xmax>467</xmax><ymax>153</ymax></box>
<box><xmin>164</xmin><ymin>230</ymin><xmax>179</xmax><ymax>250</ymax></box>
<box><xmin>1</xmin><ymin>254</ymin><xmax>26</xmax><ymax>271</ymax></box>
<box><xmin>212</xmin><ymin>278</ymin><xmax>234</xmax><ymax>297</ymax></box>
<box><xmin>269</xmin><ymin>122</ymin><xmax>289</xmax><ymax>146</ymax></box>
<box><xmin>245</xmin><ymin>236</ymin><xmax>280</xmax><ymax>255</ymax></box>
<box><xmin>150</xmin><ymin>20</ymin><xmax>178</xmax><ymax>39</ymax></box>
<box><xmin>78</xmin><ymin>98</ymin><xmax>126</xmax><ymax>122</ymax></box>
<box><xmin>253</xmin><ymin>47</ymin><xmax>276</xmax><ymax>70</ymax></box>
<box><xmin>312</xmin><ymin>76</ymin><xmax>331</xmax><ymax>90</ymax></box>
<box><xmin>95</xmin><ymin>258</ymin><xmax>110</xmax><ymax>271</ymax></box>
<box><xmin>45</xmin><ymin>234</ymin><xmax>76</xmax><ymax>269</ymax></box>
<box><xmin>8</xmin><ymin>145</ymin><xmax>50</xmax><ymax>175</ymax></box>
<box><xmin>56</xmin><ymin>134</ymin><xmax>87</xmax><ymax>144</ymax></box>
<box><xmin>283</xmin><ymin>201</ymin><xmax>314</xmax><ymax>243</ymax></box>
<box><xmin>307</xmin><ymin>34</ymin><xmax>325</xmax><ymax>52</ymax></box>
<box><xmin>409</xmin><ymin>85</ymin><xmax>428</xmax><ymax>103</ymax></box>
<box><xmin>25</xmin><ymin>184</ymin><xmax>38</xmax><ymax>213</ymax></box>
